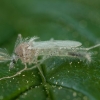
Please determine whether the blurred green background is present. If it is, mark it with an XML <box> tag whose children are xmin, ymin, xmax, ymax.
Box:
<box><xmin>0</xmin><ymin>0</ymin><xmax>100</xmax><ymax>100</ymax></box>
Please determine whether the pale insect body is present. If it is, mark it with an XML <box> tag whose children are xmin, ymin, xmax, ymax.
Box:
<box><xmin>26</xmin><ymin>40</ymin><xmax>90</xmax><ymax>62</ymax></box>
<box><xmin>0</xmin><ymin>34</ymin><xmax>100</xmax><ymax>80</ymax></box>
<box><xmin>29</xmin><ymin>40</ymin><xmax>82</xmax><ymax>58</ymax></box>
<box><xmin>15</xmin><ymin>40</ymin><xmax>82</xmax><ymax>64</ymax></box>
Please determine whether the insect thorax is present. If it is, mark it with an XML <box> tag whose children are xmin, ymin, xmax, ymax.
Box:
<box><xmin>14</xmin><ymin>42</ymin><xmax>36</xmax><ymax>64</ymax></box>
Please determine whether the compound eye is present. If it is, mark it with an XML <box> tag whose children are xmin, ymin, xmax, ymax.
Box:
<box><xmin>12</xmin><ymin>59</ymin><xmax>16</xmax><ymax>64</ymax></box>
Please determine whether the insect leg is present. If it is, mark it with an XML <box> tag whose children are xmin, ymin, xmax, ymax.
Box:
<box><xmin>26</xmin><ymin>55</ymin><xmax>49</xmax><ymax>70</ymax></box>
<box><xmin>0</xmin><ymin>63</ymin><xmax>28</xmax><ymax>80</ymax></box>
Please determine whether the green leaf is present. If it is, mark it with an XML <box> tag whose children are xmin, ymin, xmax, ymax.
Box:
<box><xmin>0</xmin><ymin>0</ymin><xmax>100</xmax><ymax>100</ymax></box>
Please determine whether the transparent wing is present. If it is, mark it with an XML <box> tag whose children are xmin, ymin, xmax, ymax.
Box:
<box><xmin>14</xmin><ymin>34</ymin><xmax>23</xmax><ymax>50</ymax></box>
<box><xmin>32</xmin><ymin>40</ymin><xmax>82</xmax><ymax>49</ymax></box>
<box><xmin>0</xmin><ymin>48</ymin><xmax>11</xmax><ymax>62</ymax></box>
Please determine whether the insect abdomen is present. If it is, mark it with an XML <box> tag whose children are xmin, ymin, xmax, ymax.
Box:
<box><xmin>38</xmin><ymin>48</ymin><xmax>92</xmax><ymax>62</ymax></box>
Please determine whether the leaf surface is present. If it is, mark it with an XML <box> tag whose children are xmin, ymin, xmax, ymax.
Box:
<box><xmin>0</xmin><ymin>0</ymin><xmax>100</xmax><ymax>100</ymax></box>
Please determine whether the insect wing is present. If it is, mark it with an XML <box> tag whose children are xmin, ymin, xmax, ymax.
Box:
<box><xmin>32</xmin><ymin>40</ymin><xmax>82</xmax><ymax>49</ymax></box>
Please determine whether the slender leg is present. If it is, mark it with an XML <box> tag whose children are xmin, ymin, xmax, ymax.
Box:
<box><xmin>26</xmin><ymin>63</ymin><xmax>46</xmax><ymax>82</ymax></box>
<box><xmin>37</xmin><ymin>64</ymin><xmax>46</xmax><ymax>82</ymax></box>
<box><xmin>0</xmin><ymin>63</ymin><xmax>28</xmax><ymax>80</ymax></box>
<box><xmin>36</xmin><ymin>56</ymin><xmax>50</xmax><ymax>83</ymax></box>
<box><xmin>26</xmin><ymin>66</ymin><xmax>37</xmax><ymax>70</ymax></box>
<box><xmin>26</xmin><ymin>56</ymin><xmax>47</xmax><ymax>82</ymax></box>
<box><xmin>0</xmin><ymin>56</ymin><xmax>48</xmax><ymax>81</ymax></box>
<box><xmin>26</xmin><ymin>56</ymin><xmax>48</xmax><ymax>71</ymax></box>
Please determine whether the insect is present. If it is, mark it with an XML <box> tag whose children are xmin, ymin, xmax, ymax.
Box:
<box><xmin>0</xmin><ymin>34</ymin><xmax>100</xmax><ymax>80</ymax></box>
